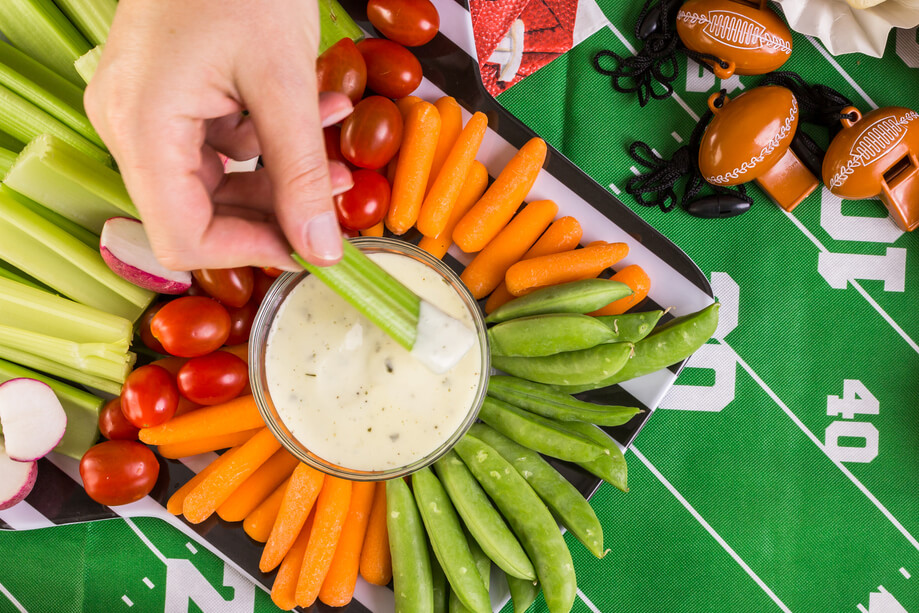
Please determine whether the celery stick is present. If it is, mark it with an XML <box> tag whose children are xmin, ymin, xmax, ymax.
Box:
<box><xmin>0</xmin><ymin>358</ymin><xmax>101</xmax><ymax>459</ymax></box>
<box><xmin>0</xmin><ymin>260</ymin><xmax>51</xmax><ymax>292</ymax></box>
<box><xmin>0</xmin><ymin>146</ymin><xmax>15</xmax><ymax>178</ymax></box>
<box><xmin>2</xmin><ymin>185</ymin><xmax>99</xmax><ymax>248</ymax></box>
<box><xmin>0</xmin><ymin>326</ymin><xmax>130</xmax><ymax>381</ymax></box>
<box><xmin>75</xmin><ymin>44</ymin><xmax>102</xmax><ymax>84</ymax></box>
<box><xmin>0</xmin><ymin>40</ymin><xmax>103</xmax><ymax>146</ymax></box>
<box><xmin>0</xmin><ymin>343</ymin><xmax>122</xmax><ymax>395</ymax></box>
<box><xmin>54</xmin><ymin>0</ymin><xmax>116</xmax><ymax>47</ymax></box>
<box><xmin>0</xmin><ymin>83</ymin><xmax>109</xmax><ymax>164</ymax></box>
<box><xmin>4</xmin><ymin>134</ymin><xmax>137</xmax><ymax>233</ymax></box>
<box><xmin>318</xmin><ymin>0</ymin><xmax>364</xmax><ymax>53</ymax></box>
<box><xmin>0</xmin><ymin>0</ymin><xmax>91</xmax><ymax>85</ymax></box>
<box><xmin>0</xmin><ymin>130</ymin><xmax>24</xmax><ymax>152</ymax></box>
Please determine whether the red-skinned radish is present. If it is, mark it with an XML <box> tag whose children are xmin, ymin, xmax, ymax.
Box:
<box><xmin>100</xmin><ymin>217</ymin><xmax>192</xmax><ymax>294</ymax></box>
<box><xmin>0</xmin><ymin>443</ymin><xmax>36</xmax><ymax>510</ymax></box>
<box><xmin>0</xmin><ymin>379</ymin><xmax>67</xmax><ymax>462</ymax></box>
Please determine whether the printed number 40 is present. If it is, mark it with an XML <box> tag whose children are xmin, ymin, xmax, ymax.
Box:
<box><xmin>825</xmin><ymin>380</ymin><xmax>879</xmax><ymax>464</ymax></box>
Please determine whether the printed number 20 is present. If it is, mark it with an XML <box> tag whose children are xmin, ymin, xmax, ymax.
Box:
<box><xmin>825</xmin><ymin>380</ymin><xmax>879</xmax><ymax>464</ymax></box>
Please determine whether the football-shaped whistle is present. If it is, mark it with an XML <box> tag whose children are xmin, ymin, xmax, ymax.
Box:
<box><xmin>823</xmin><ymin>106</ymin><xmax>919</xmax><ymax>232</ymax></box>
<box><xmin>699</xmin><ymin>86</ymin><xmax>819</xmax><ymax>212</ymax></box>
<box><xmin>676</xmin><ymin>0</ymin><xmax>793</xmax><ymax>78</ymax></box>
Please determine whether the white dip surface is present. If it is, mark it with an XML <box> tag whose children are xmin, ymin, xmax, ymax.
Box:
<box><xmin>266</xmin><ymin>252</ymin><xmax>482</xmax><ymax>471</ymax></box>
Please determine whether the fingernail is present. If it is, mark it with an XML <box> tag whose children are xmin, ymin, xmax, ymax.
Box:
<box><xmin>329</xmin><ymin>161</ymin><xmax>353</xmax><ymax>196</ymax></box>
<box><xmin>305</xmin><ymin>211</ymin><xmax>343</xmax><ymax>263</ymax></box>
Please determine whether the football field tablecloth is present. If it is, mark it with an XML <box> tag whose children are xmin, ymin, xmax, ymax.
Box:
<box><xmin>3</xmin><ymin>1</ymin><xmax>919</xmax><ymax>612</ymax></box>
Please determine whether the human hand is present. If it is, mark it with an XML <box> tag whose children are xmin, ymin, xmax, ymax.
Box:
<box><xmin>85</xmin><ymin>0</ymin><xmax>353</xmax><ymax>271</ymax></box>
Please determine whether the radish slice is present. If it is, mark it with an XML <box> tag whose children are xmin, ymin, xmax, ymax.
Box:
<box><xmin>0</xmin><ymin>443</ymin><xmax>37</xmax><ymax>510</ymax></box>
<box><xmin>100</xmin><ymin>217</ymin><xmax>192</xmax><ymax>294</ymax></box>
<box><xmin>0</xmin><ymin>378</ymin><xmax>67</xmax><ymax>462</ymax></box>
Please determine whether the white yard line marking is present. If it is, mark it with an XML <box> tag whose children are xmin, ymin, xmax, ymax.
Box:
<box><xmin>901</xmin><ymin>567</ymin><xmax>911</xmax><ymax>579</ymax></box>
<box><xmin>631</xmin><ymin>446</ymin><xmax>793</xmax><ymax>612</ymax></box>
<box><xmin>578</xmin><ymin>589</ymin><xmax>603</xmax><ymax>613</ymax></box>
<box><xmin>0</xmin><ymin>581</ymin><xmax>28</xmax><ymax>613</ymax></box>
<box><xmin>142</xmin><ymin>578</ymin><xmax>154</xmax><ymax>589</ymax></box>
<box><xmin>672</xmin><ymin>131</ymin><xmax>683</xmax><ymax>143</ymax></box>
<box><xmin>856</xmin><ymin>604</ymin><xmax>869</xmax><ymax>613</ymax></box>
<box><xmin>652</xmin><ymin>149</ymin><xmax>660</xmax><ymax>158</ymax></box>
<box><xmin>123</xmin><ymin>518</ymin><xmax>168</xmax><ymax>565</ymax></box>
<box><xmin>121</xmin><ymin>595</ymin><xmax>133</xmax><ymax>607</ymax></box>
<box><xmin>608</xmin><ymin>182</ymin><xmax>621</xmax><ymax>195</ymax></box>
<box><xmin>718</xmin><ymin>340</ymin><xmax>919</xmax><ymax>553</ymax></box>
<box><xmin>186</xmin><ymin>542</ymin><xmax>198</xmax><ymax>555</ymax></box>
<box><xmin>804</xmin><ymin>36</ymin><xmax>878</xmax><ymax>110</ymax></box>
<box><xmin>630</xmin><ymin>166</ymin><xmax>641</xmax><ymax>176</ymax></box>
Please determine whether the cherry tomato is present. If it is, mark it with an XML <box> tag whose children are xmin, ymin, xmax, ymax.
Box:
<box><xmin>177</xmin><ymin>351</ymin><xmax>248</xmax><ymax>406</ymax></box>
<box><xmin>356</xmin><ymin>39</ymin><xmax>423</xmax><ymax>99</ymax></box>
<box><xmin>252</xmin><ymin>268</ymin><xmax>276</xmax><ymax>306</ymax></box>
<box><xmin>150</xmin><ymin>296</ymin><xmax>231</xmax><ymax>357</ymax></box>
<box><xmin>316</xmin><ymin>38</ymin><xmax>367</xmax><ymax>104</ymax></box>
<box><xmin>368</xmin><ymin>0</ymin><xmax>440</xmax><ymax>47</ymax></box>
<box><xmin>192</xmin><ymin>267</ymin><xmax>254</xmax><ymax>308</ymax></box>
<box><xmin>138</xmin><ymin>302</ymin><xmax>167</xmax><ymax>354</ymax></box>
<box><xmin>323</xmin><ymin>125</ymin><xmax>348</xmax><ymax>166</ymax></box>
<box><xmin>79</xmin><ymin>440</ymin><xmax>160</xmax><ymax>506</ymax></box>
<box><xmin>261</xmin><ymin>267</ymin><xmax>284</xmax><ymax>278</ymax></box>
<box><xmin>225</xmin><ymin>300</ymin><xmax>257</xmax><ymax>345</ymax></box>
<box><xmin>121</xmin><ymin>365</ymin><xmax>179</xmax><ymax>428</ymax></box>
<box><xmin>340</xmin><ymin>96</ymin><xmax>403</xmax><ymax>169</ymax></box>
<box><xmin>335</xmin><ymin>170</ymin><xmax>391</xmax><ymax>230</ymax></box>
<box><xmin>342</xmin><ymin>227</ymin><xmax>360</xmax><ymax>239</ymax></box>
<box><xmin>98</xmin><ymin>397</ymin><xmax>140</xmax><ymax>441</ymax></box>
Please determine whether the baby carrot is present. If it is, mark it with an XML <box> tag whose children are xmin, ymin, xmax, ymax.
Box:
<box><xmin>260</xmin><ymin>463</ymin><xmax>326</xmax><ymax>572</ymax></box>
<box><xmin>452</xmin><ymin>137</ymin><xmax>547</xmax><ymax>252</ymax></box>
<box><xmin>217</xmin><ymin>448</ymin><xmax>300</xmax><ymax>522</ymax></box>
<box><xmin>460</xmin><ymin>199</ymin><xmax>558</xmax><ymax>299</ymax></box>
<box><xmin>244</xmin><ymin>477</ymin><xmax>290</xmax><ymax>543</ymax></box>
<box><xmin>384</xmin><ymin>96</ymin><xmax>422</xmax><ymax>186</ymax></box>
<box><xmin>359</xmin><ymin>482</ymin><xmax>392</xmax><ymax>586</ymax></box>
<box><xmin>484</xmin><ymin>215</ymin><xmax>583</xmax><ymax>313</ymax></box>
<box><xmin>139</xmin><ymin>395</ymin><xmax>263</xmax><ymax>445</ymax></box>
<box><xmin>157</xmin><ymin>428</ymin><xmax>260</xmax><ymax>459</ymax></box>
<box><xmin>318</xmin><ymin>481</ymin><xmax>377</xmax><ymax>607</ymax></box>
<box><xmin>396</xmin><ymin>95</ymin><xmax>423</xmax><ymax>117</ymax></box>
<box><xmin>505</xmin><ymin>242</ymin><xmax>630</xmax><ymax>296</ymax></box>
<box><xmin>360</xmin><ymin>220</ymin><xmax>385</xmax><ymax>237</ymax></box>
<box><xmin>589</xmin><ymin>264</ymin><xmax>651</xmax><ymax>316</ymax></box>
<box><xmin>417</xmin><ymin>111</ymin><xmax>489</xmax><ymax>238</ymax></box>
<box><xmin>221</xmin><ymin>343</ymin><xmax>249</xmax><ymax>364</ymax></box>
<box><xmin>166</xmin><ymin>445</ymin><xmax>242</xmax><ymax>515</ymax></box>
<box><xmin>418</xmin><ymin>161</ymin><xmax>489</xmax><ymax>259</ymax></box>
<box><xmin>296</xmin><ymin>477</ymin><xmax>353</xmax><ymax>607</ymax></box>
<box><xmin>386</xmin><ymin>101</ymin><xmax>441</xmax><ymax>234</ymax></box>
<box><xmin>425</xmin><ymin>97</ymin><xmax>465</xmax><ymax>197</ymax></box>
<box><xmin>271</xmin><ymin>510</ymin><xmax>316</xmax><ymax>611</ymax></box>
<box><xmin>182</xmin><ymin>428</ymin><xmax>281</xmax><ymax>524</ymax></box>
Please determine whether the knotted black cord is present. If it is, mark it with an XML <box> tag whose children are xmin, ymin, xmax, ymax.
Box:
<box><xmin>758</xmin><ymin>71</ymin><xmax>856</xmax><ymax>127</ymax></box>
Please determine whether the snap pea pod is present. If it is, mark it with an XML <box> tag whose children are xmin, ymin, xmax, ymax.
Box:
<box><xmin>556</xmin><ymin>302</ymin><xmax>720</xmax><ymax>393</ymax></box>
<box><xmin>454</xmin><ymin>435</ymin><xmax>576</xmax><ymax>613</ymax></box>
<box><xmin>488</xmin><ymin>375</ymin><xmax>642</xmax><ymax>426</ymax></box>
<box><xmin>492</xmin><ymin>341</ymin><xmax>633</xmax><ymax>386</ymax></box>
<box><xmin>449</xmin><ymin>529</ymin><xmax>492</xmax><ymax>613</ymax></box>
<box><xmin>479</xmin><ymin>396</ymin><xmax>604</xmax><ymax>463</ymax></box>
<box><xmin>412</xmin><ymin>468</ymin><xmax>491</xmax><ymax>613</ymax></box>
<box><xmin>387</xmin><ymin>478</ymin><xmax>434</xmax><ymax>613</ymax></box>
<box><xmin>595</xmin><ymin>309</ymin><xmax>663</xmax><ymax>343</ymax></box>
<box><xmin>553</xmin><ymin>420</ymin><xmax>628</xmax><ymax>492</ymax></box>
<box><xmin>507</xmin><ymin>575</ymin><xmax>540</xmax><ymax>613</ymax></box>
<box><xmin>488</xmin><ymin>313</ymin><xmax>614</xmax><ymax>357</ymax></box>
<box><xmin>470</xmin><ymin>424</ymin><xmax>605</xmax><ymax>558</ymax></box>
<box><xmin>485</xmin><ymin>279</ymin><xmax>632</xmax><ymax>324</ymax></box>
<box><xmin>430</xmin><ymin>543</ymin><xmax>448</xmax><ymax>613</ymax></box>
<box><xmin>433</xmin><ymin>451</ymin><xmax>536</xmax><ymax>581</ymax></box>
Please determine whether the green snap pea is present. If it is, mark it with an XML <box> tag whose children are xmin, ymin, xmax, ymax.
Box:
<box><xmin>387</xmin><ymin>478</ymin><xmax>434</xmax><ymax>613</ymax></box>
<box><xmin>470</xmin><ymin>424</ymin><xmax>606</xmax><ymax>559</ymax></box>
<box><xmin>595</xmin><ymin>309</ymin><xmax>664</xmax><ymax>342</ymax></box>
<box><xmin>485</xmin><ymin>279</ymin><xmax>632</xmax><ymax>324</ymax></box>
<box><xmin>479</xmin><ymin>396</ymin><xmax>604</xmax><ymax>463</ymax></box>
<box><xmin>454</xmin><ymin>435</ymin><xmax>576</xmax><ymax>613</ymax></box>
<box><xmin>552</xmin><ymin>420</ymin><xmax>628</xmax><ymax>492</ymax></box>
<box><xmin>449</xmin><ymin>529</ymin><xmax>492</xmax><ymax>613</ymax></box>
<box><xmin>506</xmin><ymin>575</ymin><xmax>540</xmax><ymax>613</ymax></box>
<box><xmin>488</xmin><ymin>313</ymin><xmax>614</xmax><ymax>357</ymax></box>
<box><xmin>492</xmin><ymin>341</ymin><xmax>633</xmax><ymax>386</ymax></box>
<box><xmin>412</xmin><ymin>467</ymin><xmax>491</xmax><ymax>613</ymax></box>
<box><xmin>430</xmin><ymin>543</ymin><xmax>448</xmax><ymax>613</ymax></box>
<box><xmin>433</xmin><ymin>450</ymin><xmax>536</xmax><ymax>581</ymax></box>
<box><xmin>488</xmin><ymin>375</ymin><xmax>642</xmax><ymax>426</ymax></box>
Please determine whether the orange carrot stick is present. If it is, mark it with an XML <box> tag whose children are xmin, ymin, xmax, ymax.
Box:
<box><xmin>260</xmin><ymin>463</ymin><xmax>326</xmax><ymax>572</ymax></box>
<box><xmin>452</xmin><ymin>137</ymin><xmax>547</xmax><ymax>252</ymax></box>
<box><xmin>359</xmin><ymin>482</ymin><xmax>392</xmax><ymax>586</ymax></box>
<box><xmin>360</xmin><ymin>220</ymin><xmax>385</xmax><ymax>237</ymax></box>
<box><xmin>460</xmin><ymin>199</ymin><xmax>557</xmax><ymax>298</ymax></box>
<box><xmin>157</xmin><ymin>428</ymin><xmax>260</xmax><ymax>459</ymax></box>
<box><xmin>484</xmin><ymin>215</ymin><xmax>583</xmax><ymax>313</ymax></box>
<box><xmin>505</xmin><ymin>242</ymin><xmax>629</xmax><ymax>296</ymax></box>
<box><xmin>244</xmin><ymin>477</ymin><xmax>290</xmax><ymax>543</ymax></box>
<box><xmin>386</xmin><ymin>101</ymin><xmax>441</xmax><ymax>234</ymax></box>
<box><xmin>296</xmin><ymin>477</ymin><xmax>353</xmax><ymax>607</ymax></box>
<box><xmin>271</xmin><ymin>509</ymin><xmax>316</xmax><ymax>611</ymax></box>
<box><xmin>217</xmin><ymin>448</ymin><xmax>301</xmax><ymax>522</ymax></box>
<box><xmin>173</xmin><ymin>396</ymin><xmax>202</xmax><ymax>417</ymax></box>
<box><xmin>588</xmin><ymin>264</ymin><xmax>651</xmax><ymax>316</ymax></box>
<box><xmin>425</xmin><ymin>96</ymin><xmax>464</xmax><ymax>198</ymax></box>
<box><xmin>182</xmin><ymin>428</ymin><xmax>281</xmax><ymax>524</ymax></box>
<box><xmin>318</xmin><ymin>481</ymin><xmax>377</xmax><ymax>607</ymax></box>
<box><xmin>139</xmin><ymin>395</ymin><xmax>263</xmax><ymax>445</ymax></box>
<box><xmin>417</xmin><ymin>111</ymin><xmax>489</xmax><ymax>238</ymax></box>
<box><xmin>166</xmin><ymin>445</ymin><xmax>242</xmax><ymax>515</ymax></box>
<box><xmin>418</xmin><ymin>161</ymin><xmax>489</xmax><ymax>259</ymax></box>
<box><xmin>221</xmin><ymin>343</ymin><xmax>249</xmax><ymax>364</ymax></box>
<box><xmin>395</xmin><ymin>95</ymin><xmax>423</xmax><ymax>117</ymax></box>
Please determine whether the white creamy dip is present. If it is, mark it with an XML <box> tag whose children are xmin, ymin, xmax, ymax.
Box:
<box><xmin>265</xmin><ymin>252</ymin><xmax>482</xmax><ymax>471</ymax></box>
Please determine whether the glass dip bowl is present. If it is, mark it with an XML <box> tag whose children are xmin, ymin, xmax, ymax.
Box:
<box><xmin>249</xmin><ymin>237</ymin><xmax>490</xmax><ymax>481</ymax></box>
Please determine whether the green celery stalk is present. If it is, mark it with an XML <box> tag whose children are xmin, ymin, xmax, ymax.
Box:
<box><xmin>0</xmin><ymin>358</ymin><xmax>101</xmax><ymax>459</ymax></box>
<box><xmin>0</xmin><ymin>325</ymin><xmax>130</xmax><ymax>380</ymax></box>
<box><xmin>0</xmin><ymin>259</ymin><xmax>51</xmax><ymax>292</ymax></box>
<box><xmin>75</xmin><ymin>44</ymin><xmax>102</xmax><ymax>84</ymax></box>
<box><xmin>0</xmin><ymin>0</ymin><xmax>91</xmax><ymax>84</ymax></box>
<box><xmin>53</xmin><ymin>0</ymin><xmax>116</xmax><ymax>47</ymax></box>
<box><xmin>0</xmin><ymin>83</ymin><xmax>109</xmax><ymax>164</ymax></box>
<box><xmin>0</xmin><ymin>146</ymin><xmax>15</xmax><ymax>178</ymax></box>
<box><xmin>0</xmin><ymin>342</ymin><xmax>123</xmax><ymax>395</ymax></box>
<box><xmin>4</xmin><ymin>134</ymin><xmax>137</xmax><ymax>233</ymax></box>
<box><xmin>2</xmin><ymin>185</ymin><xmax>99</xmax><ymax>248</ymax></box>
<box><xmin>0</xmin><ymin>130</ymin><xmax>24</xmax><ymax>152</ymax></box>
<box><xmin>318</xmin><ymin>0</ymin><xmax>364</xmax><ymax>53</ymax></box>
<box><xmin>0</xmin><ymin>39</ymin><xmax>103</xmax><ymax>146</ymax></box>
<box><xmin>0</xmin><ymin>189</ymin><xmax>154</xmax><ymax>321</ymax></box>
<box><xmin>0</xmin><ymin>275</ymin><xmax>132</xmax><ymax>346</ymax></box>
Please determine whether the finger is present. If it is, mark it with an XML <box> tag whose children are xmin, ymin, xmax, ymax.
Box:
<box><xmin>318</xmin><ymin>91</ymin><xmax>353</xmax><ymax>127</ymax></box>
<box><xmin>213</xmin><ymin>160</ymin><xmax>352</xmax><ymax>210</ymax></box>
<box><xmin>197</xmin><ymin>144</ymin><xmax>228</xmax><ymax>194</ymax></box>
<box><xmin>159</xmin><ymin>215</ymin><xmax>298</xmax><ymax>270</ymax></box>
<box><xmin>206</xmin><ymin>112</ymin><xmax>261</xmax><ymax>161</ymax></box>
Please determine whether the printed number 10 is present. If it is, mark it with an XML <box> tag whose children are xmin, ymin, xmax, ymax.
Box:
<box><xmin>825</xmin><ymin>380</ymin><xmax>879</xmax><ymax>464</ymax></box>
